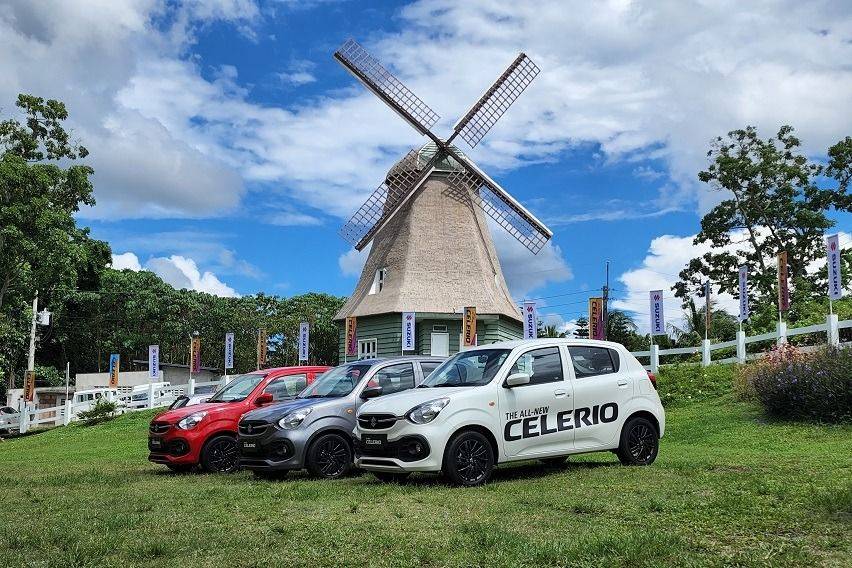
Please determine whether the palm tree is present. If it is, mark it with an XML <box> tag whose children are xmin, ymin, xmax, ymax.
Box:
<box><xmin>538</xmin><ymin>324</ymin><xmax>564</xmax><ymax>338</ymax></box>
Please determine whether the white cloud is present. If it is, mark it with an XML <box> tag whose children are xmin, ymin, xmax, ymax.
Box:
<box><xmin>111</xmin><ymin>252</ymin><xmax>142</xmax><ymax>271</ymax></box>
<box><xmin>339</xmin><ymin>245</ymin><xmax>370</xmax><ymax>278</ymax></box>
<box><xmin>145</xmin><ymin>255</ymin><xmax>238</xmax><ymax>297</ymax></box>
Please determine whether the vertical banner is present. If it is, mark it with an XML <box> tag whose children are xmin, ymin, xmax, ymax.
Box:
<box><xmin>299</xmin><ymin>322</ymin><xmax>310</xmax><ymax>362</ymax></box>
<box><xmin>401</xmin><ymin>312</ymin><xmax>415</xmax><ymax>351</ymax></box>
<box><xmin>522</xmin><ymin>301</ymin><xmax>538</xmax><ymax>339</ymax></box>
<box><xmin>24</xmin><ymin>370</ymin><xmax>36</xmax><ymax>402</ymax></box>
<box><xmin>256</xmin><ymin>329</ymin><xmax>268</xmax><ymax>369</ymax></box>
<box><xmin>148</xmin><ymin>345</ymin><xmax>160</xmax><ymax>379</ymax></box>
<box><xmin>108</xmin><ymin>354</ymin><xmax>120</xmax><ymax>388</ymax></box>
<box><xmin>589</xmin><ymin>297</ymin><xmax>604</xmax><ymax>340</ymax></box>
<box><xmin>704</xmin><ymin>280</ymin><xmax>712</xmax><ymax>335</ymax></box>
<box><xmin>738</xmin><ymin>266</ymin><xmax>749</xmax><ymax>322</ymax></box>
<box><xmin>649</xmin><ymin>291</ymin><xmax>665</xmax><ymax>335</ymax></box>
<box><xmin>777</xmin><ymin>252</ymin><xmax>790</xmax><ymax>312</ymax></box>
<box><xmin>463</xmin><ymin>306</ymin><xmax>477</xmax><ymax>347</ymax></box>
<box><xmin>345</xmin><ymin>317</ymin><xmax>357</xmax><ymax>357</ymax></box>
<box><xmin>827</xmin><ymin>234</ymin><xmax>843</xmax><ymax>300</ymax></box>
<box><xmin>224</xmin><ymin>333</ymin><xmax>234</xmax><ymax>370</ymax></box>
<box><xmin>191</xmin><ymin>337</ymin><xmax>201</xmax><ymax>373</ymax></box>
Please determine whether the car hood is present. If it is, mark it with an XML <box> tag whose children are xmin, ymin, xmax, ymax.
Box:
<box><xmin>240</xmin><ymin>397</ymin><xmax>339</xmax><ymax>423</ymax></box>
<box><xmin>359</xmin><ymin>387</ymin><xmax>471</xmax><ymax>416</ymax></box>
<box><xmin>153</xmin><ymin>401</ymin><xmax>239</xmax><ymax>424</ymax></box>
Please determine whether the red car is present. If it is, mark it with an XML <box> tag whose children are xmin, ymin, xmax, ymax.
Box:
<box><xmin>148</xmin><ymin>366</ymin><xmax>329</xmax><ymax>473</ymax></box>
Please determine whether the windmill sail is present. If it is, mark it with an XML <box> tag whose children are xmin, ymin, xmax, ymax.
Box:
<box><xmin>452</xmin><ymin>53</ymin><xmax>540</xmax><ymax>148</ymax></box>
<box><xmin>334</xmin><ymin>39</ymin><xmax>440</xmax><ymax>136</ymax></box>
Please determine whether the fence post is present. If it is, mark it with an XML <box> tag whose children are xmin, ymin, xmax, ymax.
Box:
<box><xmin>63</xmin><ymin>399</ymin><xmax>73</xmax><ymax>426</ymax></box>
<box><xmin>650</xmin><ymin>345</ymin><xmax>659</xmax><ymax>374</ymax></box>
<box><xmin>18</xmin><ymin>400</ymin><xmax>29</xmax><ymax>434</ymax></box>
<box><xmin>188</xmin><ymin>378</ymin><xmax>196</xmax><ymax>396</ymax></box>
<box><xmin>776</xmin><ymin>321</ymin><xmax>787</xmax><ymax>345</ymax></box>
<box><xmin>148</xmin><ymin>383</ymin><xmax>156</xmax><ymax>409</ymax></box>
<box><xmin>701</xmin><ymin>339</ymin><xmax>711</xmax><ymax>366</ymax></box>
<box><xmin>736</xmin><ymin>330</ymin><xmax>746</xmax><ymax>364</ymax></box>
<box><xmin>827</xmin><ymin>314</ymin><xmax>839</xmax><ymax>347</ymax></box>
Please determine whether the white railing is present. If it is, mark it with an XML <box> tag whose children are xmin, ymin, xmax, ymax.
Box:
<box><xmin>13</xmin><ymin>375</ymin><xmax>230</xmax><ymax>435</ymax></box>
<box><xmin>634</xmin><ymin>314</ymin><xmax>848</xmax><ymax>373</ymax></box>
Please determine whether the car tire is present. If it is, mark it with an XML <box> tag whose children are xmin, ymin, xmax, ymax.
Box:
<box><xmin>539</xmin><ymin>456</ymin><xmax>568</xmax><ymax>467</ymax></box>
<box><xmin>306</xmin><ymin>433</ymin><xmax>352</xmax><ymax>479</ymax></box>
<box><xmin>616</xmin><ymin>416</ymin><xmax>659</xmax><ymax>466</ymax></box>
<box><xmin>372</xmin><ymin>471</ymin><xmax>411</xmax><ymax>483</ymax></box>
<box><xmin>166</xmin><ymin>463</ymin><xmax>196</xmax><ymax>473</ymax></box>
<box><xmin>442</xmin><ymin>430</ymin><xmax>494</xmax><ymax>487</ymax></box>
<box><xmin>200</xmin><ymin>434</ymin><xmax>240</xmax><ymax>473</ymax></box>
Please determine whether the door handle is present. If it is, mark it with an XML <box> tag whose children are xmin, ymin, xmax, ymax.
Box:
<box><xmin>553</xmin><ymin>389</ymin><xmax>569</xmax><ymax>398</ymax></box>
<box><xmin>617</xmin><ymin>380</ymin><xmax>628</xmax><ymax>387</ymax></box>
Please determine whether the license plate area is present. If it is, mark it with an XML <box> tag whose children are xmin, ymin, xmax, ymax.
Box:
<box><xmin>362</xmin><ymin>434</ymin><xmax>387</xmax><ymax>448</ymax></box>
<box><xmin>148</xmin><ymin>437</ymin><xmax>163</xmax><ymax>450</ymax></box>
<box><xmin>241</xmin><ymin>441</ymin><xmax>259</xmax><ymax>453</ymax></box>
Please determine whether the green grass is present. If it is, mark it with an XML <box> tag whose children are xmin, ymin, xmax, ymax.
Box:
<box><xmin>0</xmin><ymin>398</ymin><xmax>850</xmax><ymax>567</ymax></box>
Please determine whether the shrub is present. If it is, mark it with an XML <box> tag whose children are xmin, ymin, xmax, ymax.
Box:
<box><xmin>76</xmin><ymin>399</ymin><xmax>118</xmax><ymax>425</ymax></box>
<box><xmin>656</xmin><ymin>364</ymin><xmax>735</xmax><ymax>406</ymax></box>
<box><xmin>737</xmin><ymin>344</ymin><xmax>852</xmax><ymax>423</ymax></box>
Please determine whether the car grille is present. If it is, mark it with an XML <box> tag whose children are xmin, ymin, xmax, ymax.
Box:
<box><xmin>358</xmin><ymin>413</ymin><xmax>399</xmax><ymax>430</ymax></box>
<box><xmin>239</xmin><ymin>420</ymin><xmax>270</xmax><ymax>436</ymax></box>
<box><xmin>149</xmin><ymin>422</ymin><xmax>170</xmax><ymax>434</ymax></box>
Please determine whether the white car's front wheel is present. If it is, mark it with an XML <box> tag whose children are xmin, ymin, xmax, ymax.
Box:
<box><xmin>442</xmin><ymin>431</ymin><xmax>494</xmax><ymax>487</ymax></box>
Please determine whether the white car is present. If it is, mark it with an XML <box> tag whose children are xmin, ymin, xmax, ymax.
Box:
<box><xmin>354</xmin><ymin>339</ymin><xmax>665</xmax><ymax>486</ymax></box>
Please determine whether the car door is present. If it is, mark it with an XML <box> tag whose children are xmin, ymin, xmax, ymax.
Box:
<box><xmin>567</xmin><ymin>345</ymin><xmax>631</xmax><ymax>450</ymax></box>
<box><xmin>261</xmin><ymin>374</ymin><xmax>308</xmax><ymax>402</ymax></box>
<box><xmin>498</xmin><ymin>345</ymin><xmax>574</xmax><ymax>458</ymax></box>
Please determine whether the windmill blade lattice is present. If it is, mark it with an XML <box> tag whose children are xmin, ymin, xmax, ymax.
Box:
<box><xmin>339</xmin><ymin>150</ymin><xmax>436</xmax><ymax>250</ymax></box>
<box><xmin>334</xmin><ymin>39</ymin><xmax>440</xmax><ymax>136</ymax></box>
<box><xmin>446</xmin><ymin>166</ymin><xmax>550</xmax><ymax>254</ymax></box>
<box><xmin>452</xmin><ymin>53</ymin><xmax>540</xmax><ymax>148</ymax></box>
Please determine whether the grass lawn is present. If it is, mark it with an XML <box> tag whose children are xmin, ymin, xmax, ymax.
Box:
<box><xmin>0</xmin><ymin>397</ymin><xmax>849</xmax><ymax>567</ymax></box>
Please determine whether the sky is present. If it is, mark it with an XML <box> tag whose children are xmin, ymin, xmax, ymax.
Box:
<box><xmin>1</xmin><ymin>0</ymin><xmax>851</xmax><ymax>333</ymax></box>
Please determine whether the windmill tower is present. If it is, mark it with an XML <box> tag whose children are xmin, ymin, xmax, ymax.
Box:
<box><xmin>333</xmin><ymin>39</ymin><xmax>552</xmax><ymax>359</ymax></box>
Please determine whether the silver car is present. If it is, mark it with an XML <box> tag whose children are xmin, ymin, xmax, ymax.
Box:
<box><xmin>238</xmin><ymin>356</ymin><xmax>443</xmax><ymax>479</ymax></box>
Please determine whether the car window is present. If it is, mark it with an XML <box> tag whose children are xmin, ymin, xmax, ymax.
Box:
<box><xmin>419</xmin><ymin>361</ymin><xmax>441</xmax><ymax>377</ymax></box>
<box><xmin>568</xmin><ymin>347</ymin><xmax>619</xmax><ymax>378</ymax></box>
<box><xmin>420</xmin><ymin>349</ymin><xmax>511</xmax><ymax>388</ymax></box>
<box><xmin>368</xmin><ymin>363</ymin><xmax>415</xmax><ymax>396</ymax></box>
<box><xmin>508</xmin><ymin>347</ymin><xmax>564</xmax><ymax>386</ymax></box>
<box><xmin>263</xmin><ymin>374</ymin><xmax>308</xmax><ymax>401</ymax></box>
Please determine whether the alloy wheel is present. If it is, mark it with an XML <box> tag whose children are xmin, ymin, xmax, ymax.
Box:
<box><xmin>454</xmin><ymin>438</ymin><xmax>490</xmax><ymax>484</ymax></box>
<box><xmin>627</xmin><ymin>423</ymin><xmax>656</xmax><ymax>463</ymax></box>
<box><xmin>208</xmin><ymin>437</ymin><xmax>239</xmax><ymax>472</ymax></box>
<box><xmin>316</xmin><ymin>438</ymin><xmax>349</xmax><ymax>477</ymax></box>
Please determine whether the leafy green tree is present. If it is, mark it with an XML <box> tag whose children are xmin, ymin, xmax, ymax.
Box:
<box><xmin>675</xmin><ymin>126</ymin><xmax>852</xmax><ymax>318</ymax></box>
<box><xmin>574</xmin><ymin>316</ymin><xmax>589</xmax><ymax>339</ymax></box>
<box><xmin>604</xmin><ymin>310</ymin><xmax>647</xmax><ymax>351</ymax></box>
<box><xmin>537</xmin><ymin>324</ymin><xmax>564</xmax><ymax>338</ymax></box>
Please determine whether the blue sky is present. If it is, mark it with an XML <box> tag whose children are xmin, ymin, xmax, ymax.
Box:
<box><xmin>2</xmin><ymin>1</ymin><xmax>850</xmax><ymax>332</ymax></box>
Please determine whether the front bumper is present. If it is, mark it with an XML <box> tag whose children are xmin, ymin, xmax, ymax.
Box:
<box><xmin>353</xmin><ymin>419</ymin><xmax>447</xmax><ymax>473</ymax></box>
<box><xmin>237</xmin><ymin>421</ymin><xmax>309</xmax><ymax>471</ymax></box>
<box><xmin>147</xmin><ymin>424</ymin><xmax>199</xmax><ymax>466</ymax></box>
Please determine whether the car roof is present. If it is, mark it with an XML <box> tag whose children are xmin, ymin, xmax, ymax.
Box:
<box><xmin>250</xmin><ymin>366</ymin><xmax>331</xmax><ymax>375</ymax></box>
<box><xmin>341</xmin><ymin>356</ymin><xmax>444</xmax><ymax>365</ymax></box>
<box><xmin>464</xmin><ymin>338</ymin><xmax>626</xmax><ymax>351</ymax></box>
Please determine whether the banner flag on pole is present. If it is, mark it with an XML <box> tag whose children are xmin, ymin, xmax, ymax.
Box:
<box><xmin>108</xmin><ymin>354</ymin><xmax>120</xmax><ymax>388</ymax></box>
<box><xmin>148</xmin><ymin>345</ymin><xmax>160</xmax><ymax>379</ymax></box>
<box><xmin>24</xmin><ymin>370</ymin><xmax>36</xmax><ymax>402</ymax></box>
<box><xmin>738</xmin><ymin>266</ymin><xmax>749</xmax><ymax>322</ymax></box>
<box><xmin>649</xmin><ymin>291</ymin><xmax>665</xmax><ymax>336</ymax></box>
<box><xmin>827</xmin><ymin>234</ymin><xmax>843</xmax><ymax>300</ymax></box>
<box><xmin>345</xmin><ymin>317</ymin><xmax>357</xmax><ymax>357</ymax></box>
<box><xmin>589</xmin><ymin>297</ymin><xmax>604</xmax><ymax>340</ymax></box>
<box><xmin>523</xmin><ymin>301</ymin><xmax>538</xmax><ymax>339</ymax></box>
<box><xmin>191</xmin><ymin>337</ymin><xmax>201</xmax><ymax>373</ymax></box>
<box><xmin>704</xmin><ymin>280</ymin><xmax>712</xmax><ymax>335</ymax></box>
<box><xmin>224</xmin><ymin>333</ymin><xmax>234</xmax><ymax>370</ymax></box>
<box><xmin>256</xmin><ymin>329</ymin><xmax>267</xmax><ymax>369</ymax></box>
<box><xmin>777</xmin><ymin>252</ymin><xmax>791</xmax><ymax>312</ymax></box>
<box><xmin>463</xmin><ymin>307</ymin><xmax>477</xmax><ymax>347</ymax></box>
<box><xmin>401</xmin><ymin>312</ymin><xmax>415</xmax><ymax>351</ymax></box>
<box><xmin>299</xmin><ymin>322</ymin><xmax>310</xmax><ymax>362</ymax></box>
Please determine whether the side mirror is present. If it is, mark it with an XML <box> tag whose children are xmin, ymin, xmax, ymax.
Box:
<box><xmin>360</xmin><ymin>386</ymin><xmax>383</xmax><ymax>400</ymax></box>
<box><xmin>505</xmin><ymin>372</ymin><xmax>531</xmax><ymax>388</ymax></box>
<box><xmin>255</xmin><ymin>393</ymin><xmax>274</xmax><ymax>406</ymax></box>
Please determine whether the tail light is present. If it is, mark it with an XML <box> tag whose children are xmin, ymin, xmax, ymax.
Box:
<box><xmin>646</xmin><ymin>370</ymin><xmax>657</xmax><ymax>390</ymax></box>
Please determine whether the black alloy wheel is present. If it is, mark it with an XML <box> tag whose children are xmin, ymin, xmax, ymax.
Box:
<box><xmin>443</xmin><ymin>431</ymin><xmax>494</xmax><ymax>487</ymax></box>
<box><xmin>617</xmin><ymin>417</ymin><xmax>659</xmax><ymax>466</ymax></box>
<box><xmin>307</xmin><ymin>433</ymin><xmax>352</xmax><ymax>479</ymax></box>
<box><xmin>201</xmin><ymin>435</ymin><xmax>240</xmax><ymax>473</ymax></box>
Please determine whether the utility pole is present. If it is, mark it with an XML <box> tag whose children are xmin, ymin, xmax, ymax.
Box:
<box><xmin>27</xmin><ymin>292</ymin><xmax>38</xmax><ymax>372</ymax></box>
<box><xmin>602</xmin><ymin>261</ymin><xmax>610</xmax><ymax>341</ymax></box>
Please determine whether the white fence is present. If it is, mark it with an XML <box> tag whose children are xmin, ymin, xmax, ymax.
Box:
<box><xmin>632</xmin><ymin>314</ymin><xmax>849</xmax><ymax>373</ymax></box>
<box><xmin>12</xmin><ymin>376</ymin><xmax>230</xmax><ymax>435</ymax></box>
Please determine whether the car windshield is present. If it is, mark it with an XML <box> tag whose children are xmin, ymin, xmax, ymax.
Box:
<box><xmin>419</xmin><ymin>349</ymin><xmax>511</xmax><ymax>388</ymax></box>
<box><xmin>297</xmin><ymin>363</ymin><xmax>373</xmax><ymax>399</ymax></box>
<box><xmin>208</xmin><ymin>374</ymin><xmax>265</xmax><ymax>402</ymax></box>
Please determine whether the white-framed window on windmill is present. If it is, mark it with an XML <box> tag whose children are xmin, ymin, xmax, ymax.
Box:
<box><xmin>369</xmin><ymin>267</ymin><xmax>387</xmax><ymax>294</ymax></box>
<box><xmin>358</xmin><ymin>338</ymin><xmax>378</xmax><ymax>359</ymax></box>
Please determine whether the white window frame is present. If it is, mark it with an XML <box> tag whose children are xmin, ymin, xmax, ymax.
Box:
<box><xmin>369</xmin><ymin>268</ymin><xmax>387</xmax><ymax>294</ymax></box>
<box><xmin>358</xmin><ymin>338</ymin><xmax>378</xmax><ymax>359</ymax></box>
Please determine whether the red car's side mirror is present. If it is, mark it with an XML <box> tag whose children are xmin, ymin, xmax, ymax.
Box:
<box><xmin>255</xmin><ymin>393</ymin><xmax>274</xmax><ymax>406</ymax></box>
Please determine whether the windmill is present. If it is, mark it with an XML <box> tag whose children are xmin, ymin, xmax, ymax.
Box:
<box><xmin>333</xmin><ymin>38</ymin><xmax>553</xmax><ymax>358</ymax></box>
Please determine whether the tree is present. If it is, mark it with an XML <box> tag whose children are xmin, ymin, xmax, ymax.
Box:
<box><xmin>574</xmin><ymin>316</ymin><xmax>589</xmax><ymax>339</ymax></box>
<box><xmin>604</xmin><ymin>310</ymin><xmax>646</xmax><ymax>351</ymax></box>
<box><xmin>668</xmin><ymin>298</ymin><xmax>738</xmax><ymax>346</ymax></box>
<box><xmin>537</xmin><ymin>324</ymin><xmax>564</xmax><ymax>338</ymax></box>
<box><xmin>675</xmin><ymin>126</ymin><xmax>852</xmax><ymax>318</ymax></box>
<box><xmin>0</xmin><ymin>94</ymin><xmax>110</xmax><ymax>388</ymax></box>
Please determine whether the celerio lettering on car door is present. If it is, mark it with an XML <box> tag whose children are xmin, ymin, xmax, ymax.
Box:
<box><xmin>498</xmin><ymin>346</ymin><xmax>574</xmax><ymax>457</ymax></box>
<box><xmin>567</xmin><ymin>346</ymin><xmax>631</xmax><ymax>450</ymax></box>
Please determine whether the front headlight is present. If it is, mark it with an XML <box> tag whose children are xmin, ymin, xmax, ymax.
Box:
<box><xmin>406</xmin><ymin>398</ymin><xmax>450</xmax><ymax>424</ymax></box>
<box><xmin>278</xmin><ymin>407</ymin><xmax>312</xmax><ymax>430</ymax></box>
<box><xmin>177</xmin><ymin>411</ymin><xmax>207</xmax><ymax>430</ymax></box>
